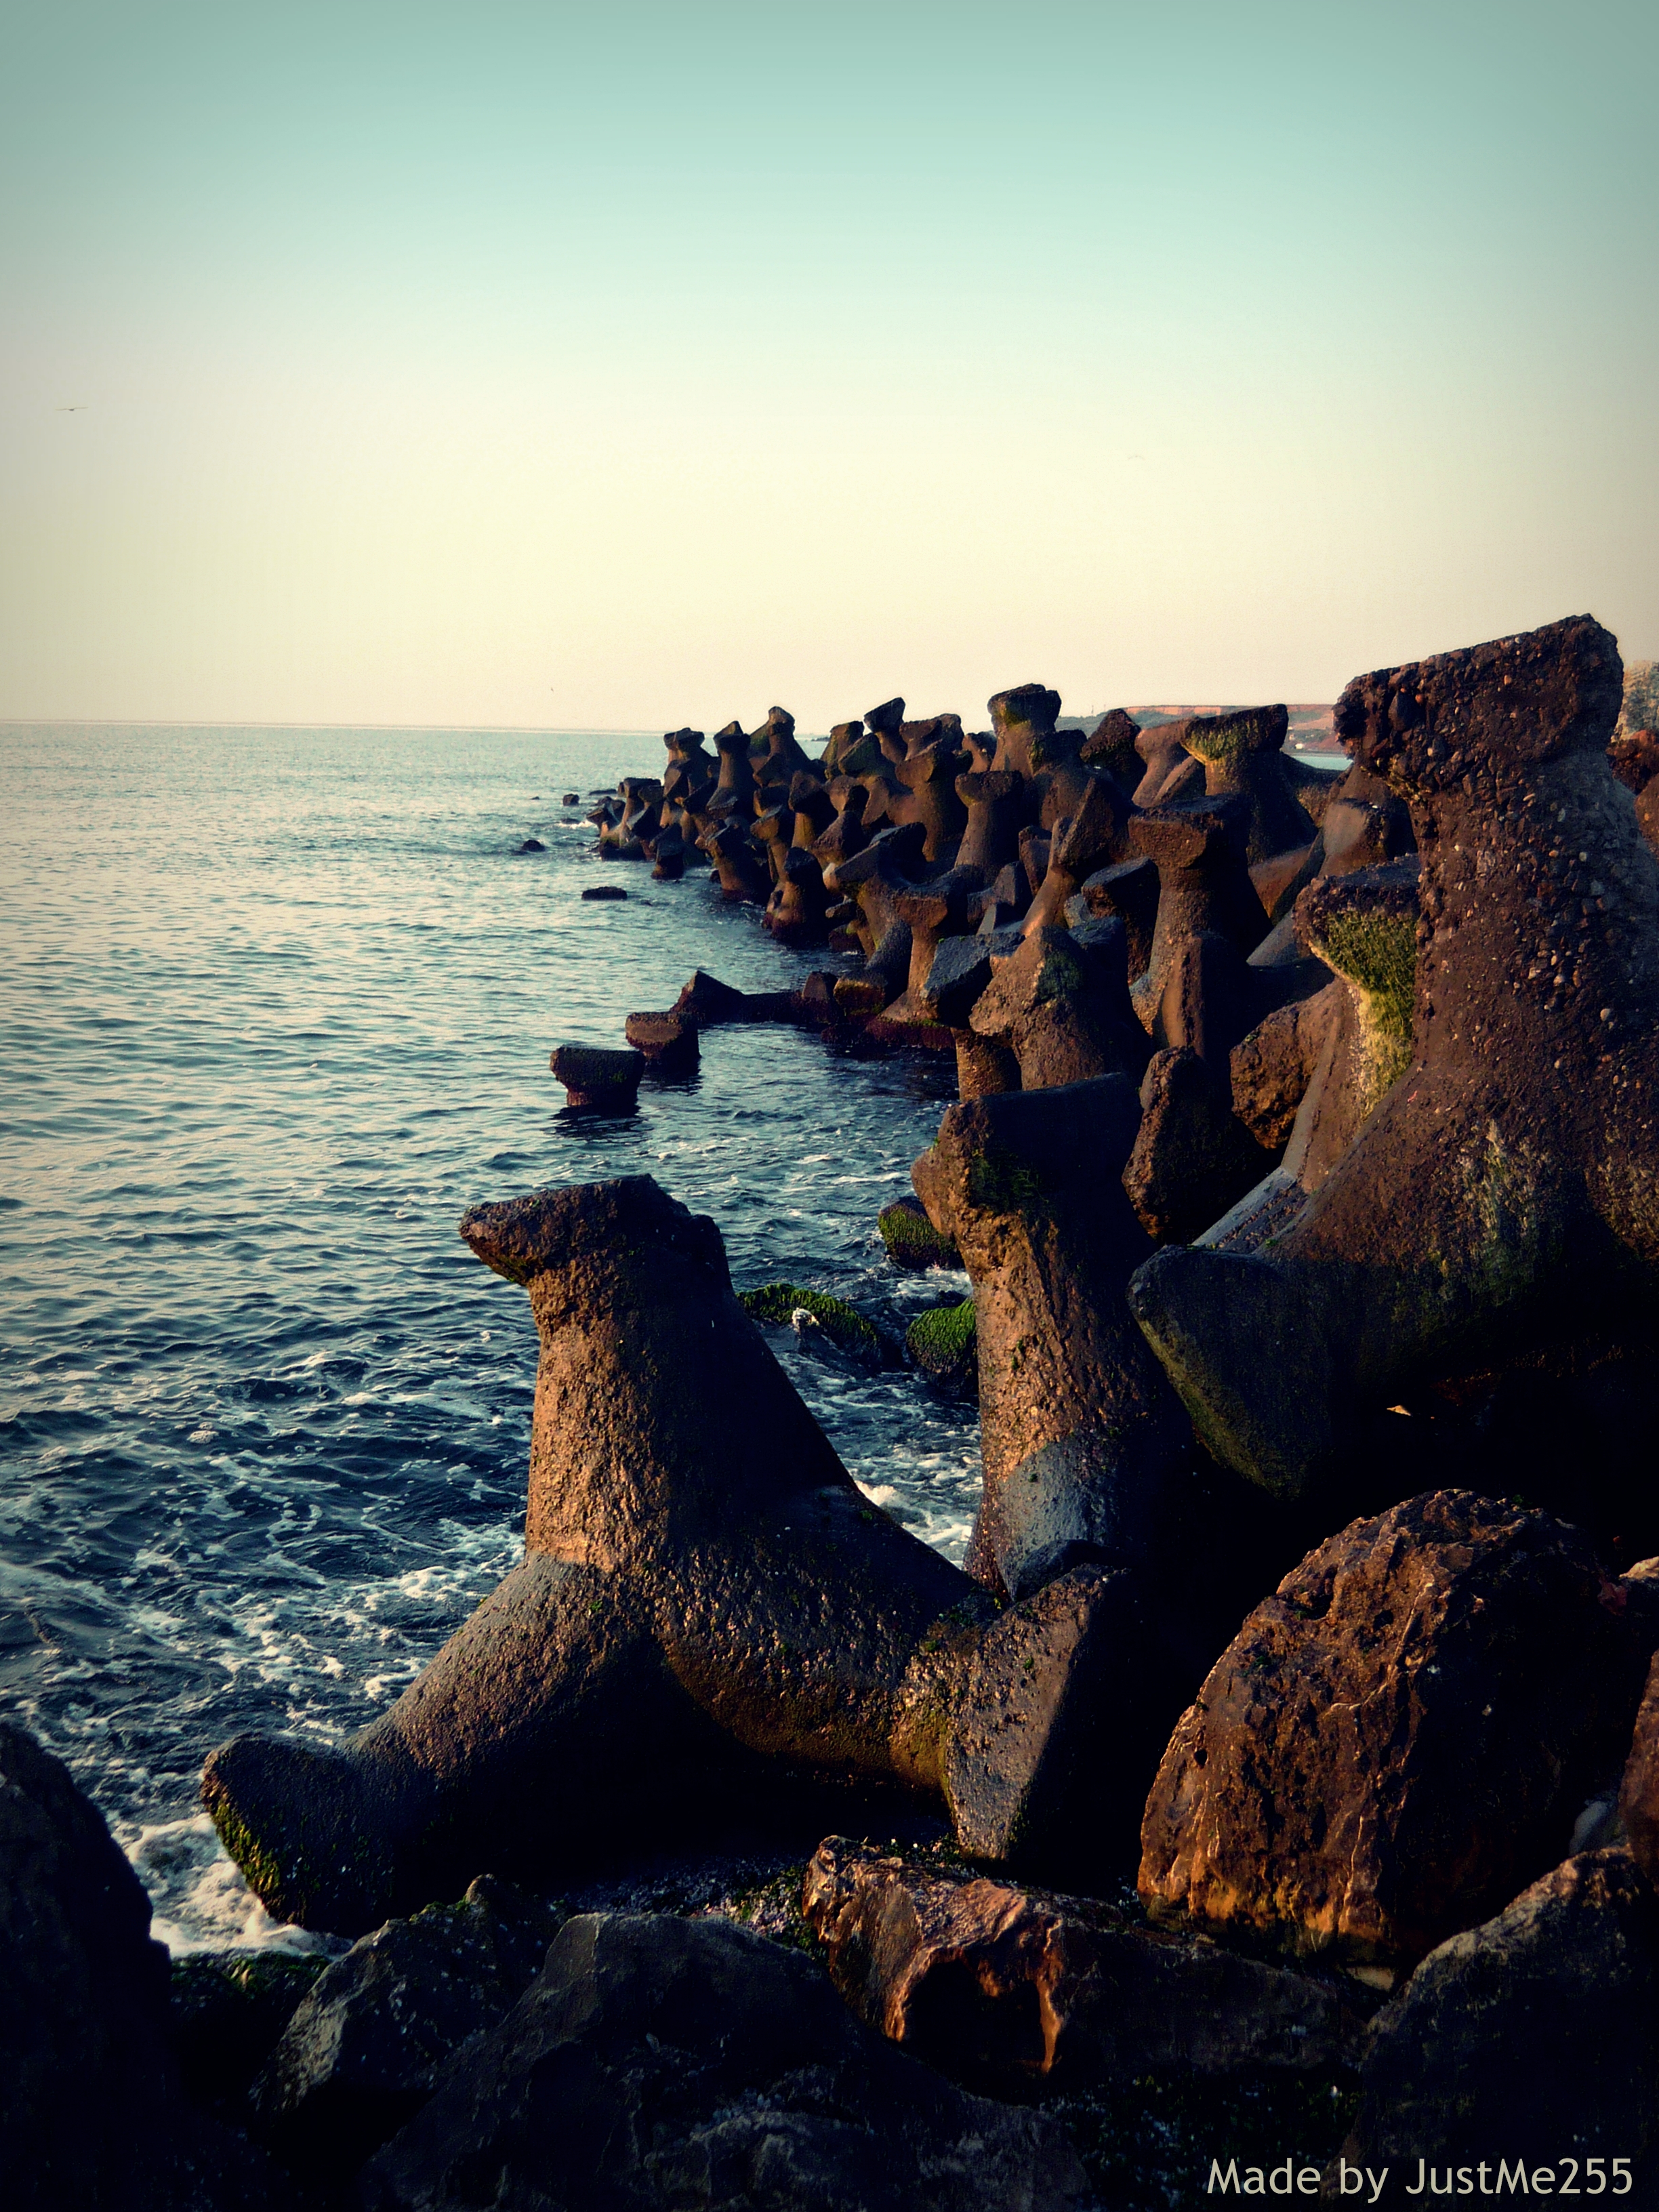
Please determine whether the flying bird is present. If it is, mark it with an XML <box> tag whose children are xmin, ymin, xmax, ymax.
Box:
<box><xmin>56</xmin><ymin>405</ymin><xmax>88</xmax><ymax>412</ymax></box>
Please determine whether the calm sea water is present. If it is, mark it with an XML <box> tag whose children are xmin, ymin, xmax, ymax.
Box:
<box><xmin>0</xmin><ymin>723</ymin><xmax>975</xmax><ymax>1950</ymax></box>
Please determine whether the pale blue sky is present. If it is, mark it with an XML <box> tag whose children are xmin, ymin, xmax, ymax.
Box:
<box><xmin>3</xmin><ymin>0</ymin><xmax>1654</xmax><ymax>728</ymax></box>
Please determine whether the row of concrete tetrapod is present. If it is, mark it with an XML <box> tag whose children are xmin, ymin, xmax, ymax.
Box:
<box><xmin>201</xmin><ymin>617</ymin><xmax>1659</xmax><ymax>2192</ymax></box>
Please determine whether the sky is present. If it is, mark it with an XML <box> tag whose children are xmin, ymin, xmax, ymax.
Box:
<box><xmin>1</xmin><ymin>0</ymin><xmax>1654</xmax><ymax>731</ymax></box>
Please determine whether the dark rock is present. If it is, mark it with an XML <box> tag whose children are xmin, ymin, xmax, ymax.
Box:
<box><xmin>1022</xmin><ymin>773</ymin><xmax>1136</xmax><ymax>934</ymax></box>
<box><xmin>560</xmin><ymin>792</ymin><xmax>579</xmax><ymax>805</ymax></box>
<box><xmin>549</xmin><ymin>1043</ymin><xmax>644</xmax><ymax>1110</ymax></box>
<box><xmin>579</xmin><ymin>882</ymin><xmax>628</xmax><ymax>901</ymax></box>
<box><xmin>941</xmin><ymin>1563</ymin><xmax>1178</xmax><ymax>1873</ymax></box>
<box><xmin>1</xmin><ymin>1719</ymin><xmax>283</xmax><ymax>2210</ymax></box>
<box><xmin>203</xmin><ymin>1177</ymin><xmax>999</xmax><ymax>1935</ymax></box>
<box><xmin>1128</xmin><ymin>796</ymin><xmax>1271</xmax><ymax>1048</ymax></box>
<box><xmin>802</xmin><ymin>1837</ymin><xmax>1366</xmax><ymax>2095</ymax></box>
<box><xmin>912</xmin><ymin>1078</ymin><xmax>1191</xmax><ymax>1601</ymax></box>
<box><xmin>1132</xmin><ymin>716</ymin><xmax>1202</xmax><ymax>808</ymax></box>
<box><xmin>252</xmin><ymin>1875</ymin><xmax>562</xmax><ymax>2169</ymax></box>
<box><xmin>1128</xmin><ymin>615</ymin><xmax>1657</xmax><ymax>1509</ymax></box>
<box><xmin>955</xmin><ymin>768</ymin><xmax>1029</xmax><ymax>880</ymax></box>
<box><xmin>1122</xmin><ymin>1046</ymin><xmax>1279</xmax><ymax>1246</ymax></box>
<box><xmin>700</xmin><ymin>816</ymin><xmax>772</xmax><ymax>902</ymax></box>
<box><xmin>360</xmin><ymin>1910</ymin><xmax>1091</xmax><ymax>2212</ymax></box>
<box><xmin>168</xmin><ymin>1948</ymin><xmax>328</xmax><ymax>2110</ymax></box>
<box><xmin>516</xmin><ymin>837</ymin><xmax>546</xmax><ymax>853</ymax></box>
<box><xmin>1139</xmin><ymin>1491</ymin><xmax>1649</xmax><ymax>1976</ymax></box>
<box><xmin>1279</xmin><ymin>861</ymin><xmax>1419</xmax><ymax>1194</ymax></box>
<box><xmin>987</xmin><ymin>682</ymin><xmax>1064</xmax><ymax>782</ymax></box>
<box><xmin>1338</xmin><ymin>1850</ymin><xmax>1659</xmax><ymax>2194</ymax></box>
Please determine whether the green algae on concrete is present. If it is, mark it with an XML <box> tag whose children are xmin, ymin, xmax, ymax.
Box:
<box><xmin>878</xmin><ymin>1197</ymin><xmax>960</xmax><ymax>1271</ymax></box>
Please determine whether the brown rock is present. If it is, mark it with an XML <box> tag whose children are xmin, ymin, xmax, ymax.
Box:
<box><xmin>1139</xmin><ymin>1491</ymin><xmax>1648</xmax><ymax>1974</ymax></box>
<box><xmin>802</xmin><ymin>1837</ymin><xmax>1366</xmax><ymax>2095</ymax></box>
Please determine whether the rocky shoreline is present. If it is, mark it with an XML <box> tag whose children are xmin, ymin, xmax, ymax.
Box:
<box><xmin>9</xmin><ymin>617</ymin><xmax>1659</xmax><ymax>2207</ymax></box>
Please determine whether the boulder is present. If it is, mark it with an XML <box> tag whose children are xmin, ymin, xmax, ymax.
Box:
<box><xmin>1338</xmin><ymin>1850</ymin><xmax>1659</xmax><ymax>2194</ymax></box>
<box><xmin>168</xmin><ymin>1949</ymin><xmax>327</xmax><ymax>2111</ymax></box>
<box><xmin>0</xmin><ymin>1720</ymin><xmax>281</xmax><ymax>2210</ymax></box>
<box><xmin>359</xmin><ymin>1911</ymin><xmax>1091</xmax><ymax>2212</ymax></box>
<box><xmin>911</xmin><ymin>1078</ymin><xmax>1192</xmax><ymax>1600</ymax></box>
<box><xmin>1139</xmin><ymin>1491</ymin><xmax>1649</xmax><ymax>1978</ymax></box>
<box><xmin>252</xmin><ymin>1875</ymin><xmax>562</xmax><ymax>2169</ymax></box>
<box><xmin>802</xmin><ymin>1837</ymin><xmax>1366</xmax><ymax>2096</ymax></box>
<box><xmin>1128</xmin><ymin>615</ymin><xmax>1659</xmax><ymax>1509</ymax></box>
<box><xmin>548</xmin><ymin>1043</ymin><xmax>644</xmax><ymax>1110</ymax></box>
<box><xmin>203</xmin><ymin>1177</ymin><xmax>1010</xmax><ymax>1935</ymax></box>
<box><xmin>579</xmin><ymin>882</ymin><xmax>627</xmax><ymax>901</ymax></box>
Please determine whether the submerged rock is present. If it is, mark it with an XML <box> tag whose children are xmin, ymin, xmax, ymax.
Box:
<box><xmin>579</xmin><ymin>882</ymin><xmax>628</xmax><ymax>901</ymax></box>
<box><xmin>878</xmin><ymin>1193</ymin><xmax>960</xmax><ymax>1270</ymax></box>
<box><xmin>548</xmin><ymin>1042</ymin><xmax>644</xmax><ymax>1109</ymax></box>
<box><xmin>360</xmin><ymin>1910</ymin><xmax>1090</xmax><ymax>2212</ymax></box>
<box><xmin>905</xmin><ymin>1297</ymin><xmax>976</xmax><ymax>1393</ymax></box>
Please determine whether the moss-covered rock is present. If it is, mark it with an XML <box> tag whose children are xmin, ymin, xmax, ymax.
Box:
<box><xmin>878</xmin><ymin>1195</ymin><xmax>960</xmax><ymax>1271</ymax></box>
<box><xmin>905</xmin><ymin>1298</ymin><xmax>976</xmax><ymax>1392</ymax></box>
<box><xmin>737</xmin><ymin>1282</ymin><xmax>895</xmax><ymax>1365</ymax></box>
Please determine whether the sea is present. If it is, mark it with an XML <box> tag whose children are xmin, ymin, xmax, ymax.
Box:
<box><xmin>0</xmin><ymin>722</ymin><xmax>979</xmax><ymax>1956</ymax></box>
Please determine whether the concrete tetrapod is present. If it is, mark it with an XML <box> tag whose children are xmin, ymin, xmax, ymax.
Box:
<box><xmin>912</xmin><ymin>1077</ymin><xmax>1194</xmax><ymax>1603</ymax></box>
<box><xmin>202</xmin><ymin>1177</ymin><xmax>1083</xmax><ymax>1936</ymax></box>
<box><xmin>1128</xmin><ymin>615</ymin><xmax>1659</xmax><ymax>1508</ymax></box>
